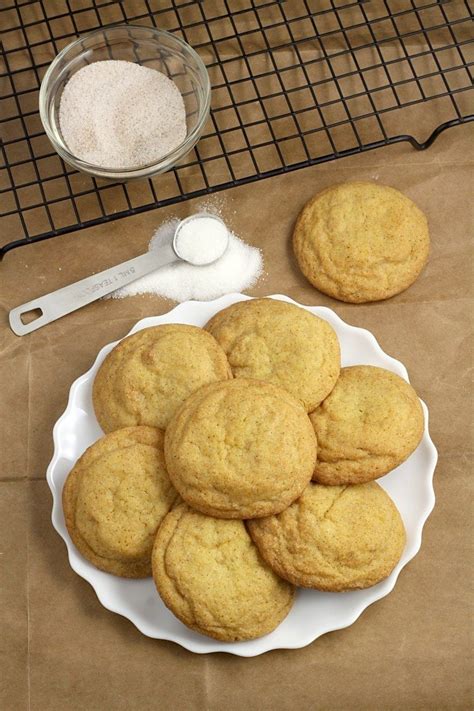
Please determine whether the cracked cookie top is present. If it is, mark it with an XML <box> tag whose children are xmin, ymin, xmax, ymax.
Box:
<box><xmin>293</xmin><ymin>181</ymin><xmax>430</xmax><ymax>303</ymax></box>
<box><xmin>205</xmin><ymin>298</ymin><xmax>340</xmax><ymax>412</ymax></box>
<box><xmin>248</xmin><ymin>481</ymin><xmax>406</xmax><ymax>591</ymax></box>
<box><xmin>164</xmin><ymin>379</ymin><xmax>317</xmax><ymax>519</ymax></box>
<box><xmin>62</xmin><ymin>426</ymin><xmax>178</xmax><ymax>578</ymax></box>
<box><xmin>152</xmin><ymin>503</ymin><xmax>295</xmax><ymax>640</ymax></box>
<box><xmin>93</xmin><ymin>324</ymin><xmax>232</xmax><ymax>433</ymax></box>
<box><xmin>309</xmin><ymin>365</ymin><xmax>424</xmax><ymax>485</ymax></box>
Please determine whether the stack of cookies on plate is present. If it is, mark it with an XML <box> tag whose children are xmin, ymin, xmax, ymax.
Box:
<box><xmin>63</xmin><ymin>298</ymin><xmax>424</xmax><ymax>641</ymax></box>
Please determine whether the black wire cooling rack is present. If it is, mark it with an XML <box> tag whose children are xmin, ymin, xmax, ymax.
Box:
<box><xmin>0</xmin><ymin>0</ymin><xmax>473</xmax><ymax>257</ymax></box>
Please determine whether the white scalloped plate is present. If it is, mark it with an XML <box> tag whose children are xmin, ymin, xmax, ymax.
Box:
<box><xmin>46</xmin><ymin>294</ymin><xmax>437</xmax><ymax>656</ymax></box>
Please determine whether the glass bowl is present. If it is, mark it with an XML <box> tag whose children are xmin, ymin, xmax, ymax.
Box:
<box><xmin>39</xmin><ymin>24</ymin><xmax>211</xmax><ymax>181</ymax></box>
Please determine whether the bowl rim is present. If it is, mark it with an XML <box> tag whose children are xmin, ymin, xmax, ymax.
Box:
<box><xmin>38</xmin><ymin>23</ymin><xmax>211</xmax><ymax>177</ymax></box>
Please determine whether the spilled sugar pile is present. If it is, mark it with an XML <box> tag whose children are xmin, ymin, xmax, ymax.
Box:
<box><xmin>110</xmin><ymin>215</ymin><xmax>263</xmax><ymax>302</ymax></box>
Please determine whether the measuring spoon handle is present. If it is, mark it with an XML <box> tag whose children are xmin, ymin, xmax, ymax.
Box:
<box><xmin>9</xmin><ymin>244</ymin><xmax>177</xmax><ymax>336</ymax></box>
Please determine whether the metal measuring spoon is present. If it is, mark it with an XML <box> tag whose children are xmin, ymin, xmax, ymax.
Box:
<box><xmin>9</xmin><ymin>214</ymin><xmax>229</xmax><ymax>336</ymax></box>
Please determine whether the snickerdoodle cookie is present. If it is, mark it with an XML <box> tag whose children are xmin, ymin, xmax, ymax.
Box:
<box><xmin>205</xmin><ymin>298</ymin><xmax>340</xmax><ymax>411</ymax></box>
<box><xmin>93</xmin><ymin>324</ymin><xmax>232</xmax><ymax>432</ymax></box>
<box><xmin>164</xmin><ymin>379</ymin><xmax>317</xmax><ymax>519</ymax></box>
<box><xmin>248</xmin><ymin>481</ymin><xmax>406</xmax><ymax>591</ymax></box>
<box><xmin>293</xmin><ymin>181</ymin><xmax>430</xmax><ymax>303</ymax></box>
<box><xmin>152</xmin><ymin>503</ymin><xmax>295</xmax><ymax>640</ymax></box>
<box><xmin>63</xmin><ymin>427</ymin><xmax>178</xmax><ymax>578</ymax></box>
<box><xmin>310</xmin><ymin>366</ymin><xmax>424</xmax><ymax>485</ymax></box>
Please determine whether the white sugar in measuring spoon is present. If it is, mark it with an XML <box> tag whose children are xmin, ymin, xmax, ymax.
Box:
<box><xmin>9</xmin><ymin>213</ymin><xmax>229</xmax><ymax>336</ymax></box>
<box><xmin>173</xmin><ymin>213</ymin><xmax>229</xmax><ymax>265</ymax></box>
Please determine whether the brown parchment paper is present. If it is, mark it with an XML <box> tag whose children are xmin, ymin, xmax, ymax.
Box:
<box><xmin>1</xmin><ymin>122</ymin><xmax>472</xmax><ymax>711</ymax></box>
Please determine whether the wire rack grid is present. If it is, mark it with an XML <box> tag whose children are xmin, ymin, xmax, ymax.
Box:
<box><xmin>0</xmin><ymin>0</ymin><xmax>473</xmax><ymax>257</ymax></box>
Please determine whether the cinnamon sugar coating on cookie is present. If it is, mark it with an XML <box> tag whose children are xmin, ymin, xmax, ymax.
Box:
<box><xmin>93</xmin><ymin>324</ymin><xmax>232</xmax><ymax>432</ymax></box>
<box><xmin>293</xmin><ymin>181</ymin><xmax>429</xmax><ymax>303</ymax></box>
<box><xmin>248</xmin><ymin>481</ymin><xmax>406</xmax><ymax>591</ymax></box>
<box><xmin>152</xmin><ymin>503</ymin><xmax>295</xmax><ymax>640</ymax></box>
<box><xmin>310</xmin><ymin>365</ymin><xmax>424</xmax><ymax>485</ymax></box>
<box><xmin>165</xmin><ymin>379</ymin><xmax>317</xmax><ymax>519</ymax></box>
<box><xmin>205</xmin><ymin>298</ymin><xmax>340</xmax><ymax>411</ymax></box>
<box><xmin>63</xmin><ymin>427</ymin><xmax>178</xmax><ymax>577</ymax></box>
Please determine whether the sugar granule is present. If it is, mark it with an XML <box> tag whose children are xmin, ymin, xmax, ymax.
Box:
<box><xmin>59</xmin><ymin>60</ymin><xmax>186</xmax><ymax>170</ymax></box>
<box><xmin>111</xmin><ymin>217</ymin><xmax>263</xmax><ymax>302</ymax></box>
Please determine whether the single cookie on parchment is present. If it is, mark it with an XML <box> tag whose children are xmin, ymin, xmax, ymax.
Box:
<box><xmin>293</xmin><ymin>181</ymin><xmax>430</xmax><ymax>303</ymax></box>
<box><xmin>248</xmin><ymin>481</ymin><xmax>406</xmax><ymax>591</ymax></box>
<box><xmin>63</xmin><ymin>426</ymin><xmax>178</xmax><ymax>578</ymax></box>
<box><xmin>164</xmin><ymin>379</ymin><xmax>317</xmax><ymax>519</ymax></box>
<box><xmin>93</xmin><ymin>324</ymin><xmax>232</xmax><ymax>433</ymax></box>
<box><xmin>310</xmin><ymin>365</ymin><xmax>424</xmax><ymax>485</ymax></box>
<box><xmin>205</xmin><ymin>298</ymin><xmax>340</xmax><ymax>412</ymax></box>
<box><xmin>152</xmin><ymin>503</ymin><xmax>295</xmax><ymax>641</ymax></box>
